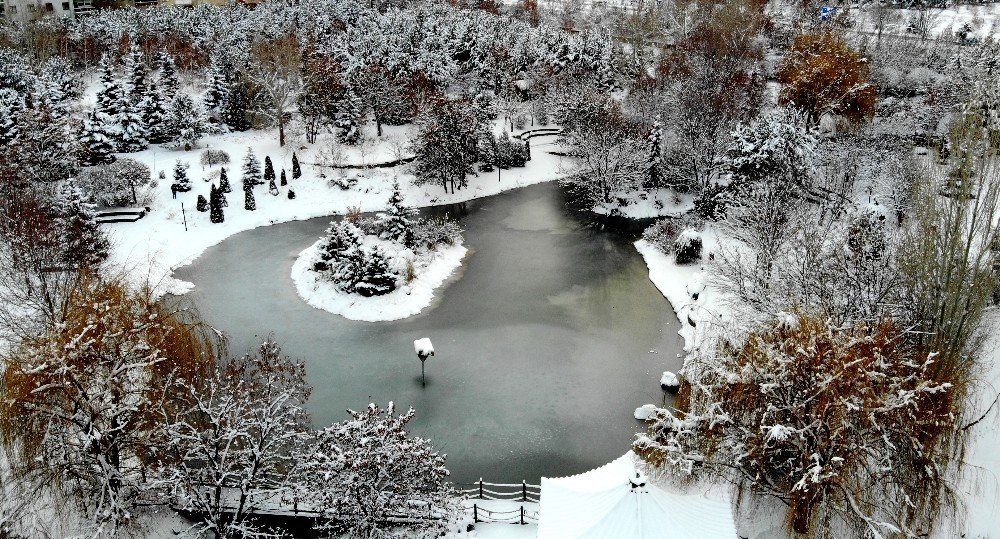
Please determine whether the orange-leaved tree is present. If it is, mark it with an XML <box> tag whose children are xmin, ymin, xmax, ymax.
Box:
<box><xmin>777</xmin><ymin>31</ymin><xmax>877</xmax><ymax>125</ymax></box>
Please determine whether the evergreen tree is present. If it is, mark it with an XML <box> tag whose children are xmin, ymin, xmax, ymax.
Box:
<box><xmin>204</xmin><ymin>60</ymin><xmax>229</xmax><ymax>111</ymax></box>
<box><xmin>142</xmin><ymin>80</ymin><xmax>169</xmax><ymax>144</ymax></box>
<box><xmin>96</xmin><ymin>61</ymin><xmax>125</xmax><ymax>120</ymax></box>
<box><xmin>158</xmin><ymin>51</ymin><xmax>180</xmax><ymax>99</ymax></box>
<box><xmin>210</xmin><ymin>183</ymin><xmax>225</xmax><ymax>223</ymax></box>
<box><xmin>219</xmin><ymin>166</ymin><xmax>232</xmax><ymax>193</ymax></box>
<box><xmin>242</xmin><ymin>148</ymin><xmax>262</xmax><ymax>185</ymax></box>
<box><xmin>292</xmin><ymin>152</ymin><xmax>301</xmax><ymax>179</ymax></box>
<box><xmin>280</xmin><ymin>169</ymin><xmax>287</xmax><ymax>187</ymax></box>
<box><xmin>52</xmin><ymin>179</ymin><xmax>110</xmax><ymax>269</ymax></box>
<box><xmin>315</xmin><ymin>220</ymin><xmax>361</xmax><ymax>271</ymax></box>
<box><xmin>335</xmin><ymin>89</ymin><xmax>363</xmax><ymax>145</ymax></box>
<box><xmin>79</xmin><ymin>111</ymin><xmax>117</xmax><ymax>166</ymax></box>
<box><xmin>37</xmin><ymin>57</ymin><xmax>78</xmax><ymax>121</ymax></box>
<box><xmin>0</xmin><ymin>88</ymin><xmax>24</xmax><ymax>145</ymax></box>
<box><xmin>353</xmin><ymin>245</ymin><xmax>398</xmax><ymax>297</ymax></box>
<box><xmin>196</xmin><ymin>193</ymin><xmax>209</xmax><ymax>212</ymax></box>
<box><xmin>380</xmin><ymin>181</ymin><xmax>414</xmax><ymax>246</ymax></box>
<box><xmin>172</xmin><ymin>160</ymin><xmax>192</xmax><ymax>192</ymax></box>
<box><xmin>222</xmin><ymin>80</ymin><xmax>251</xmax><ymax>131</ymax></box>
<box><xmin>647</xmin><ymin>119</ymin><xmax>663</xmax><ymax>189</ymax></box>
<box><xmin>264</xmin><ymin>156</ymin><xmax>275</xmax><ymax>186</ymax></box>
<box><xmin>125</xmin><ymin>44</ymin><xmax>147</xmax><ymax>105</ymax></box>
<box><xmin>269</xmin><ymin>176</ymin><xmax>279</xmax><ymax>196</ymax></box>
<box><xmin>164</xmin><ymin>94</ymin><xmax>208</xmax><ymax>149</ymax></box>
<box><xmin>117</xmin><ymin>101</ymin><xmax>148</xmax><ymax>153</ymax></box>
<box><xmin>244</xmin><ymin>181</ymin><xmax>257</xmax><ymax>211</ymax></box>
<box><xmin>287</xmin><ymin>188</ymin><xmax>296</xmax><ymax>199</ymax></box>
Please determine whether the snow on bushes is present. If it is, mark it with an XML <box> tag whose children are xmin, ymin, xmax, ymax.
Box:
<box><xmin>292</xmin><ymin>186</ymin><xmax>467</xmax><ymax>321</ymax></box>
<box><xmin>674</xmin><ymin>228</ymin><xmax>703</xmax><ymax>265</ymax></box>
<box><xmin>77</xmin><ymin>158</ymin><xmax>151</xmax><ymax>207</ymax></box>
<box><xmin>642</xmin><ymin>218</ymin><xmax>704</xmax><ymax>264</ymax></box>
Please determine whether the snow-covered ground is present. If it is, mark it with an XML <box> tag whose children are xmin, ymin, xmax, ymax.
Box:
<box><xmin>850</xmin><ymin>2</ymin><xmax>1000</xmax><ymax>42</ymax></box>
<box><xmin>291</xmin><ymin>239</ymin><xmax>468</xmax><ymax>322</ymax></box>
<box><xmin>103</xmin><ymin>122</ymin><xmax>569</xmax><ymax>297</ymax></box>
<box><xmin>593</xmin><ymin>189</ymin><xmax>695</xmax><ymax>219</ymax></box>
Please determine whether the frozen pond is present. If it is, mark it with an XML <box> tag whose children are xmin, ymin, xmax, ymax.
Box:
<box><xmin>174</xmin><ymin>181</ymin><xmax>684</xmax><ymax>484</ymax></box>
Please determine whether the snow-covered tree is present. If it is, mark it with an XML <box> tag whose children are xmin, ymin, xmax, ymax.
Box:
<box><xmin>96</xmin><ymin>57</ymin><xmax>125</xmax><ymax>121</ymax></box>
<box><xmin>242</xmin><ymin>149</ymin><xmax>262</xmax><ymax>186</ymax></box>
<box><xmin>297</xmin><ymin>403</ymin><xmax>455</xmax><ymax>538</ymax></box>
<box><xmin>244</xmin><ymin>181</ymin><xmax>257</xmax><ymax>211</ymax></box>
<box><xmin>117</xmin><ymin>101</ymin><xmax>148</xmax><ymax>153</ymax></box>
<box><xmin>203</xmin><ymin>59</ymin><xmax>229</xmax><ymax>112</ymax></box>
<box><xmin>0</xmin><ymin>278</ymin><xmax>213</xmax><ymax>536</ymax></box>
<box><xmin>411</xmin><ymin>97</ymin><xmax>483</xmax><ymax>194</ymax></box>
<box><xmin>124</xmin><ymin>45</ymin><xmax>147</xmax><ymax>105</ymax></box>
<box><xmin>263</xmin><ymin>156</ymin><xmax>275</xmax><ymax>187</ymax></box>
<box><xmin>353</xmin><ymin>245</ymin><xmax>398</xmax><ymax>297</ymax></box>
<box><xmin>196</xmin><ymin>193</ymin><xmax>208</xmax><ymax>212</ymax></box>
<box><xmin>152</xmin><ymin>340</ymin><xmax>310</xmax><ymax>539</ymax></box>
<box><xmin>209</xmin><ymin>183</ymin><xmax>225</xmax><ymax>223</ymax></box>
<box><xmin>51</xmin><ymin>179</ymin><xmax>110</xmax><ymax>269</ymax></box>
<box><xmin>380</xmin><ymin>181</ymin><xmax>414</xmax><ymax>246</ymax></box>
<box><xmin>0</xmin><ymin>89</ymin><xmax>22</xmax><ymax>145</ymax></box>
<box><xmin>335</xmin><ymin>88</ymin><xmax>363</xmax><ymax>145</ymax></box>
<box><xmin>221</xmin><ymin>79</ymin><xmax>252</xmax><ymax>132</ymax></box>
<box><xmin>36</xmin><ymin>57</ymin><xmax>78</xmax><ymax>121</ymax></box>
<box><xmin>636</xmin><ymin>314</ymin><xmax>962</xmax><ymax>537</ymax></box>
<box><xmin>157</xmin><ymin>51</ymin><xmax>180</xmax><ymax>99</ymax></box>
<box><xmin>292</xmin><ymin>152</ymin><xmax>301</xmax><ymax>179</ymax></box>
<box><xmin>314</xmin><ymin>220</ymin><xmax>361</xmax><ymax>272</ymax></box>
<box><xmin>141</xmin><ymin>80</ymin><xmax>169</xmax><ymax>144</ymax></box>
<box><xmin>79</xmin><ymin>110</ymin><xmax>117</xmax><ymax>166</ymax></box>
<box><xmin>172</xmin><ymin>160</ymin><xmax>192</xmax><ymax>192</ymax></box>
<box><xmin>164</xmin><ymin>94</ymin><xmax>208</xmax><ymax>149</ymax></box>
<box><xmin>280</xmin><ymin>169</ymin><xmax>287</xmax><ymax>187</ymax></box>
<box><xmin>219</xmin><ymin>166</ymin><xmax>232</xmax><ymax>194</ymax></box>
<box><xmin>246</xmin><ymin>37</ymin><xmax>301</xmax><ymax>146</ymax></box>
<box><xmin>646</xmin><ymin>119</ymin><xmax>663</xmax><ymax>189</ymax></box>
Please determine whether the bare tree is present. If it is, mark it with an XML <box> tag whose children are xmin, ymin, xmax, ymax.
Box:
<box><xmin>246</xmin><ymin>37</ymin><xmax>302</xmax><ymax>147</ymax></box>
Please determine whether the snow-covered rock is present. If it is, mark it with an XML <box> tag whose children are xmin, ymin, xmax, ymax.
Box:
<box><xmin>634</xmin><ymin>404</ymin><xmax>658</xmax><ymax>421</ymax></box>
<box><xmin>660</xmin><ymin>371</ymin><xmax>680</xmax><ymax>392</ymax></box>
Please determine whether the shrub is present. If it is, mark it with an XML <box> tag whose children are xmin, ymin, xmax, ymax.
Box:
<box><xmin>642</xmin><ymin>218</ymin><xmax>682</xmax><ymax>254</ymax></box>
<box><xmin>329</xmin><ymin>174</ymin><xmax>359</xmax><ymax>191</ymax></box>
<box><xmin>674</xmin><ymin>228</ymin><xmax>703</xmax><ymax>265</ymax></box>
<box><xmin>77</xmin><ymin>158</ymin><xmax>152</xmax><ymax>207</ymax></box>
<box><xmin>412</xmin><ymin>216</ymin><xmax>464</xmax><ymax>248</ymax></box>
<box><xmin>200</xmin><ymin>149</ymin><xmax>230</xmax><ymax>167</ymax></box>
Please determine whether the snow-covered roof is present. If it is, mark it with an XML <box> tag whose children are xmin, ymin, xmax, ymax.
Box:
<box><xmin>537</xmin><ymin>452</ymin><xmax>737</xmax><ymax>539</ymax></box>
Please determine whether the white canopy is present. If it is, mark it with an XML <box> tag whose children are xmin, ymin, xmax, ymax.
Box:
<box><xmin>537</xmin><ymin>452</ymin><xmax>737</xmax><ymax>539</ymax></box>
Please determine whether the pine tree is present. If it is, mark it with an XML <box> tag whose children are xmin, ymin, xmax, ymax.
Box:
<box><xmin>196</xmin><ymin>193</ymin><xmax>209</xmax><ymax>212</ymax></box>
<box><xmin>37</xmin><ymin>57</ymin><xmax>78</xmax><ymax>121</ymax></box>
<box><xmin>52</xmin><ymin>179</ymin><xmax>110</xmax><ymax>269</ymax></box>
<box><xmin>287</xmin><ymin>188</ymin><xmax>296</xmax><ymax>199</ymax></box>
<box><xmin>164</xmin><ymin>94</ymin><xmax>207</xmax><ymax>149</ymax></box>
<box><xmin>204</xmin><ymin>60</ymin><xmax>229</xmax><ymax>111</ymax></box>
<box><xmin>125</xmin><ymin>44</ymin><xmax>147</xmax><ymax>105</ymax></box>
<box><xmin>242</xmin><ymin>148</ymin><xmax>262</xmax><ymax>185</ymax></box>
<box><xmin>315</xmin><ymin>220</ymin><xmax>360</xmax><ymax>271</ymax></box>
<box><xmin>0</xmin><ymin>89</ymin><xmax>24</xmax><ymax>145</ymax></box>
<box><xmin>96</xmin><ymin>61</ymin><xmax>125</xmax><ymax>120</ymax></box>
<box><xmin>647</xmin><ymin>120</ymin><xmax>663</xmax><ymax>189</ymax></box>
<box><xmin>158</xmin><ymin>51</ymin><xmax>180</xmax><ymax>98</ymax></box>
<box><xmin>79</xmin><ymin>110</ymin><xmax>116</xmax><ymax>166</ymax></box>
<box><xmin>292</xmin><ymin>152</ymin><xmax>301</xmax><ymax>179</ymax></box>
<box><xmin>142</xmin><ymin>81</ymin><xmax>169</xmax><ymax>144</ymax></box>
<box><xmin>354</xmin><ymin>245</ymin><xmax>398</xmax><ymax>297</ymax></box>
<box><xmin>380</xmin><ymin>181</ymin><xmax>414</xmax><ymax>246</ymax></box>
<box><xmin>269</xmin><ymin>177</ymin><xmax>279</xmax><ymax>196</ymax></box>
<box><xmin>222</xmin><ymin>80</ymin><xmax>251</xmax><ymax>131</ymax></box>
<box><xmin>335</xmin><ymin>89</ymin><xmax>363</xmax><ymax>145</ymax></box>
<box><xmin>280</xmin><ymin>169</ymin><xmax>287</xmax><ymax>186</ymax></box>
<box><xmin>210</xmin><ymin>183</ymin><xmax>225</xmax><ymax>223</ymax></box>
<box><xmin>219</xmin><ymin>166</ymin><xmax>232</xmax><ymax>193</ymax></box>
<box><xmin>117</xmin><ymin>101</ymin><xmax>148</xmax><ymax>153</ymax></box>
<box><xmin>172</xmin><ymin>160</ymin><xmax>192</xmax><ymax>192</ymax></box>
<box><xmin>264</xmin><ymin>156</ymin><xmax>275</xmax><ymax>186</ymax></box>
<box><xmin>244</xmin><ymin>182</ymin><xmax>257</xmax><ymax>211</ymax></box>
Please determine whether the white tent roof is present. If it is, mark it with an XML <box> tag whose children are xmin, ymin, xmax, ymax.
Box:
<box><xmin>537</xmin><ymin>452</ymin><xmax>737</xmax><ymax>539</ymax></box>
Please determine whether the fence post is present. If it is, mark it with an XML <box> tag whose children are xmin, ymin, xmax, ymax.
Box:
<box><xmin>522</xmin><ymin>480</ymin><xmax>527</xmax><ymax>502</ymax></box>
<box><xmin>478</xmin><ymin>478</ymin><xmax>484</xmax><ymax>499</ymax></box>
<box><xmin>473</xmin><ymin>503</ymin><xmax>478</xmax><ymax>523</ymax></box>
<box><xmin>520</xmin><ymin>505</ymin><xmax>525</xmax><ymax>525</ymax></box>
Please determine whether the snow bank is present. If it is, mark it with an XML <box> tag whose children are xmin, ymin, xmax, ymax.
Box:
<box><xmin>660</xmin><ymin>371</ymin><xmax>679</xmax><ymax>390</ymax></box>
<box><xmin>104</xmin><ymin>124</ymin><xmax>567</xmax><ymax>297</ymax></box>
<box><xmin>290</xmin><ymin>240</ymin><xmax>468</xmax><ymax>322</ymax></box>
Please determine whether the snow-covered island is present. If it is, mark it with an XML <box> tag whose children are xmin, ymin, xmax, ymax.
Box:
<box><xmin>291</xmin><ymin>183</ymin><xmax>468</xmax><ymax>321</ymax></box>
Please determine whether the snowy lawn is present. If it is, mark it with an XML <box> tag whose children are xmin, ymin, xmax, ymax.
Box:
<box><xmin>103</xmin><ymin>122</ymin><xmax>569</xmax><ymax>297</ymax></box>
<box><xmin>291</xmin><ymin>239</ymin><xmax>468</xmax><ymax>322</ymax></box>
